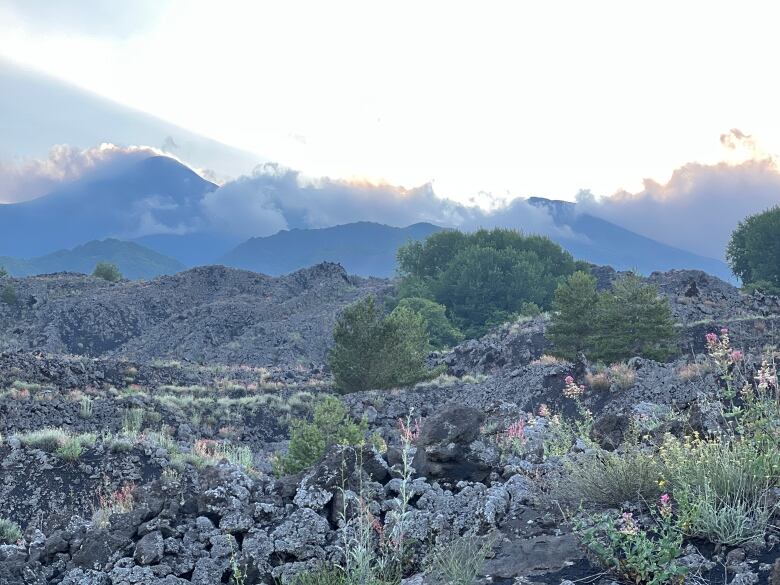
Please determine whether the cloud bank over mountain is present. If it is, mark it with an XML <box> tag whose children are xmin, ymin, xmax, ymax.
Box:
<box><xmin>0</xmin><ymin>144</ymin><xmax>159</xmax><ymax>203</ymax></box>
<box><xmin>199</xmin><ymin>163</ymin><xmax>567</xmax><ymax>240</ymax></box>
<box><xmin>579</xmin><ymin>157</ymin><xmax>780</xmax><ymax>260</ymax></box>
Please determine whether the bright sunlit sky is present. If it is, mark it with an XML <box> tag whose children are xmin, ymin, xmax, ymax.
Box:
<box><xmin>2</xmin><ymin>0</ymin><xmax>780</xmax><ymax>203</ymax></box>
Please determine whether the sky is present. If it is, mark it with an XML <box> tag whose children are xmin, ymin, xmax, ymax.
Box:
<box><xmin>4</xmin><ymin>0</ymin><xmax>780</xmax><ymax>206</ymax></box>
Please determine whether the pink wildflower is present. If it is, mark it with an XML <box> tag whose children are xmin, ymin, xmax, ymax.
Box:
<box><xmin>659</xmin><ymin>493</ymin><xmax>672</xmax><ymax>518</ymax></box>
<box><xmin>398</xmin><ymin>417</ymin><xmax>421</xmax><ymax>443</ymax></box>
<box><xmin>721</xmin><ymin>327</ymin><xmax>729</xmax><ymax>334</ymax></box>
<box><xmin>730</xmin><ymin>350</ymin><xmax>743</xmax><ymax>362</ymax></box>
<box><xmin>538</xmin><ymin>404</ymin><xmax>551</xmax><ymax>417</ymax></box>
<box><xmin>705</xmin><ymin>332</ymin><xmax>718</xmax><ymax>345</ymax></box>
<box><xmin>564</xmin><ymin>375</ymin><xmax>574</xmax><ymax>385</ymax></box>
<box><xmin>505</xmin><ymin>419</ymin><xmax>526</xmax><ymax>443</ymax></box>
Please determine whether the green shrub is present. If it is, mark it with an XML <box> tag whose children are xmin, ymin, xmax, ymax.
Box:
<box><xmin>549</xmin><ymin>272</ymin><xmax>676</xmax><ymax>362</ymax></box>
<box><xmin>330</xmin><ymin>296</ymin><xmax>433</xmax><ymax>393</ymax></box>
<box><xmin>574</xmin><ymin>507</ymin><xmax>687</xmax><ymax>585</ymax></box>
<box><xmin>0</xmin><ymin>518</ymin><xmax>22</xmax><ymax>543</ymax></box>
<box><xmin>18</xmin><ymin>427</ymin><xmax>69</xmax><ymax>451</ymax></box>
<box><xmin>56</xmin><ymin>433</ymin><xmax>96</xmax><ymax>462</ymax></box>
<box><xmin>727</xmin><ymin>205</ymin><xmax>780</xmax><ymax>293</ymax></box>
<box><xmin>92</xmin><ymin>262</ymin><xmax>122</xmax><ymax>282</ymax></box>
<box><xmin>660</xmin><ymin>433</ymin><xmax>780</xmax><ymax>545</ymax></box>
<box><xmin>393</xmin><ymin>297</ymin><xmax>463</xmax><ymax>348</ymax></box>
<box><xmin>396</xmin><ymin>228</ymin><xmax>576</xmax><ymax>337</ymax></box>
<box><xmin>1</xmin><ymin>284</ymin><xmax>17</xmax><ymax>305</ymax></box>
<box><xmin>276</xmin><ymin>395</ymin><xmax>366</xmax><ymax>475</ymax></box>
<box><xmin>425</xmin><ymin>534</ymin><xmax>496</xmax><ymax>585</ymax></box>
<box><xmin>0</xmin><ymin>265</ymin><xmax>7</xmax><ymax>277</ymax></box>
<box><xmin>567</xmin><ymin>447</ymin><xmax>663</xmax><ymax>506</ymax></box>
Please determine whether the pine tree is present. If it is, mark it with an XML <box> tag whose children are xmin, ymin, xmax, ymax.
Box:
<box><xmin>547</xmin><ymin>271</ymin><xmax>600</xmax><ymax>360</ymax></box>
<box><xmin>594</xmin><ymin>273</ymin><xmax>676</xmax><ymax>362</ymax></box>
<box><xmin>330</xmin><ymin>296</ymin><xmax>431</xmax><ymax>393</ymax></box>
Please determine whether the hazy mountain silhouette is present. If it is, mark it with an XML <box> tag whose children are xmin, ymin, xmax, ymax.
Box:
<box><xmin>0</xmin><ymin>239</ymin><xmax>185</xmax><ymax>280</ymax></box>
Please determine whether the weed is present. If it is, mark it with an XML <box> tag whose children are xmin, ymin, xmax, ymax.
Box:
<box><xmin>0</xmin><ymin>518</ymin><xmax>22</xmax><ymax>544</ymax></box>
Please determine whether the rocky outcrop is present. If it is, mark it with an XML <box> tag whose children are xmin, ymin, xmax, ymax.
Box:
<box><xmin>0</xmin><ymin>263</ymin><xmax>390</xmax><ymax>367</ymax></box>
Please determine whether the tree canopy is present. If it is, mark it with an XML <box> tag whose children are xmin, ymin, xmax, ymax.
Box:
<box><xmin>329</xmin><ymin>295</ymin><xmax>432</xmax><ymax>393</ymax></box>
<box><xmin>549</xmin><ymin>271</ymin><xmax>677</xmax><ymax>362</ymax></box>
<box><xmin>727</xmin><ymin>206</ymin><xmax>780</xmax><ymax>294</ymax></box>
<box><xmin>396</xmin><ymin>228</ymin><xmax>576</xmax><ymax>337</ymax></box>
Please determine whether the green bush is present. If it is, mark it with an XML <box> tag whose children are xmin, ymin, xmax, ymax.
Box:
<box><xmin>425</xmin><ymin>534</ymin><xmax>496</xmax><ymax>585</ymax></box>
<box><xmin>393</xmin><ymin>297</ymin><xmax>463</xmax><ymax>348</ymax></box>
<box><xmin>330</xmin><ymin>296</ymin><xmax>432</xmax><ymax>393</ymax></box>
<box><xmin>276</xmin><ymin>395</ymin><xmax>366</xmax><ymax>475</ymax></box>
<box><xmin>92</xmin><ymin>262</ymin><xmax>122</xmax><ymax>282</ymax></box>
<box><xmin>396</xmin><ymin>228</ymin><xmax>576</xmax><ymax>337</ymax></box>
<box><xmin>1</xmin><ymin>284</ymin><xmax>17</xmax><ymax>305</ymax></box>
<box><xmin>549</xmin><ymin>272</ymin><xmax>676</xmax><ymax>362</ymax></box>
<box><xmin>727</xmin><ymin>205</ymin><xmax>780</xmax><ymax>293</ymax></box>
<box><xmin>0</xmin><ymin>265</ymin><xmax>7</xmax><ymax>277</ymax></box>
<box><xmin>0</xmin><ymin>518</ymin><xmax>22</xmax><ymax>544</ymax></box>
<box><xmin>547</xmin><ymin>271</ymin><xmax>600</xmax><ymax>359</ymax></box>
<box><xmin>567</xmin><ymin>447</ymin><xmax>663</xmax><ymax>506</ymax></box>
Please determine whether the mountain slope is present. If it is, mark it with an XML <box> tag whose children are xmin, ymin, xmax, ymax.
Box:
<box><xmin>0</xmin><ymin>239</ymin><xmax>185</xmax><ymax>279</ymax></box>
<box><xmin>220</xmin><ymin>222</ymin><xmax>444</xmax><ymax>277</ymax></box>
<box><xmin>0</xmin><ymin>156</ymin><xmax>219</xmax><ymax>257</ymax></box>
<box><xmin>0</xmin><ymin>60</ymin><xmax>261</xmax><ymax>178</ymax></box>
<box><xmin>527</xmin><ymin>197</ymin><xmax>734</xmax><ymax>281</ymax></box>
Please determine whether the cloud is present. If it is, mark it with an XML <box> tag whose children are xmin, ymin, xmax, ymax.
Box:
<box><xmin>0</xmin><ymin>143</ymin><xmax>160</xmax><ymax>203</ymax></box>
<box><xmin>201</xmin><ymin>163</ymin><xmax>567</xmax><ymax>240</ymax></box>
<box><xmin>579</xmin><ymin>154</ymin><xmax>780</xmax><ymax>259</ymax></box>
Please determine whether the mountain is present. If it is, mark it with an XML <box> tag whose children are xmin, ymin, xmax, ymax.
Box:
<box><xmin>0</xmin><ymin>156</ymin><xmax>222</xmax><ymax>258</ymax></box>
<box><xmin>220</xmin><ymin>222</ymin><xmax>444</xmax><ymax>277</ymax></box>
<box><xmin>0</xmin><ymin>60</ymin><xmax>261</xmax><ymax>178</ymax></box>
<box><xmin>527</xmin><ymin>197</ymin><xmax>734</xmax><ymax>282</ymax></box>
<box><xmin>0</xmin><ymin>239</ymin><xmax>185</xmax><ymax>280</ymax></box>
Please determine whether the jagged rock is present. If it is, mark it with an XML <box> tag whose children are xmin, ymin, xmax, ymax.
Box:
<box><xmin>413</xmin><ymin>405</ymin><xmax>490</xmax><ymax>483</ymax></box>
<box><xmin>271</xmin><ymin>508</ymin><xmax>330</xmax><ymax>560</ymax></box>
<box><xmin>134</xmin><ymin>531</ymin><xmax>164</xmax><ymax>566</ymax></box>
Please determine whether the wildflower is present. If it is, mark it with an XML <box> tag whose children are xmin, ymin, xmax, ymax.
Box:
<box><xmin>705</xmin><ymin>332</ymin><xmax>718</xmax><ymax>345</ymax></box>
<box><xmin>658</xmin><ymin>479</ymin><xmax>667</xmax><ymax>489</ymax></box>
<box><xmin>720</xmin><ymin>327</ymin><xmax>729</xmax><ymax>334</ymax></box>
<box><xmin>538</xmin><ymin>403</ymin><xmax>551</xmax><ymax>417</ymax></box>
<box><xmin>619</xmin><ymin>512</ymin><xmax>639</xmax><ymax>535</ymax></box>
<box><xmin>398</xmin><ymin>417</ymin><xmax>421</xmax><ymax>443</ymax></box>
<box><xmin>505</xmin><ymin>419</ymin><xmax>526</xmax><ymax>443</ymax></box>
<box><xmin>563</xmin><ymin>376</ymin><xmax>585</xmax><ymax>398</ymax></box>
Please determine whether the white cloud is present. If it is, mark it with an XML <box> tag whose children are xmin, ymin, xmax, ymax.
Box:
<box><xmin>0</xmin><ymin>143</ymin><xmax>160</xmax><ymax>203</ymax></box>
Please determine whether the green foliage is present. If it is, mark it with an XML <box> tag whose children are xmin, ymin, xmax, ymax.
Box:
<box><xmin>396</xmin><ymin>228</ymin><xmax>576</xmax><ymax>337</ymax></box>
<box><xmin>0</xmin><ymin>265</ymin><xmax>7</xmax><ymax>277</ymax></box>
<box><xmin>596</xmin><ymin>274</ymin><xmax>677</xmax><ymax>362</ymax></box>
<box><xmin>393</xmin><ymin>297</ymin><xmax>463</xmax><ymax>348</ymax></box>
<box><xmin>549</xmin><ymin>272</ymin><xmax>676</xmax><ymax>362</ymax></box>
<box><xmin>727</xmin><ymin>205</ymin><xmax>780</xmax><ymax>293</ymax></box>
<box><xmin>1</xmin><ymin>283</ymin><xmax>17</xmax><ymax>305</ymax></box>
<box><xmin>92</xmin><ymin>261</ymin><xmax>122</xmax><ymax>282</ymax></box>
<box><xmin>660</xmin><ymin>433</ymin><xmax>780</xmax><ymax>545</ymax></box>
<box><xmin>567</xmin><ymin>447</ymin><xmax>663</xmax><ymax>506</ymax></box>
<box><xmin>424</xmin><ymin>535</ymin><xmax>496</xmax><ymax>585</ymax></box>
<box><xmin>547</xmin><ymin>271</ymin><xmax>600</xmax><ymax>359</ymax></box>
<box><xmin>574</xmin><ymin>508</ymin><xmax>687</xmax><ymax>585</ymax></box>
<box><xmin>330</xmin><ymin>296</ymin><xmax>432</xmax><ymax>393</ymax></box>
<box><xmin>277</xmin><ymin>395</ymin><xmax>366</xmax><ymax>475</ymax></box>
<box><xmin>0</xmin><ymin>518</ymin><xmax>22</xmax><ymax>544</ymax></box>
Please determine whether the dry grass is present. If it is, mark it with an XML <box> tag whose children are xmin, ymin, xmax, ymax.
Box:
<box><xmin>585</xmin><ymin>371</ymin><xmax>611</xmax><ymax>391</ymax></box>
<box><xmin>532</xmin><ymin>354</ymin><xmax>567</xmax><ymax>366</ymax></box>
<box><xmin>678</xmin><ymin>361</ymin><xmax>715</xmax><ymax>382</ymax></box>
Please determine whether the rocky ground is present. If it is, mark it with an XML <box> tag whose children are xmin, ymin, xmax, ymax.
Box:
<box><xmin>0</xmin><ymin>265</ymin><xmax>779</xmax><ymax>584</ymax></box>
<box><xmin>0</xmin><ymin>263</ymin><xmax>389</xmax><ymax>367</ymax></box>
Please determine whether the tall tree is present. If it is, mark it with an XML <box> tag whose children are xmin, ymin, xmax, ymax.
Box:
<box><xmin>727</xmin><ymin>206</ymin><xmax>780</xmax><ymax>294</ymax></box>
<box><xmin>547</xmin><ymin>271</ymin><xmax>600</xmax><ymax>360</ymax></box>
